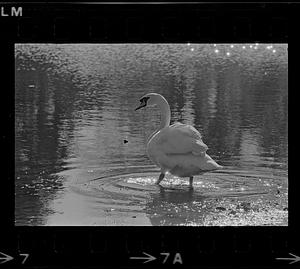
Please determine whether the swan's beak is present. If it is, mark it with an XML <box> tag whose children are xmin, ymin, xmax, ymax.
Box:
<box><xmin>135</xmin><ymin>96</ymin><xmax>149</xmax><ymax>111</ymax></box>
<box><xmin>135</xmin><ymin>102</ymin><xmax>146</xmax><ymax>111</ymax></box>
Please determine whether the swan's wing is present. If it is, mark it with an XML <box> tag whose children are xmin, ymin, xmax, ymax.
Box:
<box><xmin>158</xmin><ymin>123</ymin><xmax>208</xmax><ymax>155</ymax></box>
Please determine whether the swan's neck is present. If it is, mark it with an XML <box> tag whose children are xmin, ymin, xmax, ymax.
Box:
<box><xmin>157</xmin><ymin>97</ymin><xmax>171</xmax><ymax>129</ymax></box>
<box><xmin>148</xmin><ymin>129</ymin><xmax>158</xmax><ymax>143</ymax></box>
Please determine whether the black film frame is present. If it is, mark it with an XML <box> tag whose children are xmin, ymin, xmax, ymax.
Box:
<box><xmin>0</xmin><ymin>2</ymin><xmax>298</xmax><ymax>269</ymax></box>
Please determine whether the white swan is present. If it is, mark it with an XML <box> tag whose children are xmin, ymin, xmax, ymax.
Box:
<box><xmin>135</xmin><ymin>93</ymin><xmax>222</xmax><ymax>188</ymax></box>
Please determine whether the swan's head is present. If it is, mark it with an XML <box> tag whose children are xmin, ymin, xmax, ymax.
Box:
<box><xmin>135</xmin><ymin>93</ymin><xmax>165</xmax><ymax>111</ymax></box>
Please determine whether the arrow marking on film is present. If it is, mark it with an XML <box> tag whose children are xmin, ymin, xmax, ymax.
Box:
<box><xmin>130</xmin><ymin>252</ymin><xmax>156</xmax><ymax>263</ymax></box>
<box><xmin>0</xmin><ymin>252</ymin><xmax>14</xmax><ymax>264</ymax></box>
<box><xmin>276</xmin><ymin>253</ymin><xmax>300</xmax><ymax>264</ymax></box>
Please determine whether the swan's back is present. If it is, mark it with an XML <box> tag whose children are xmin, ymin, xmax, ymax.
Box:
<box><xmin>152</xmin><ymin>122</ymin><xmax>208</xmax><ymax>155</ymax></box>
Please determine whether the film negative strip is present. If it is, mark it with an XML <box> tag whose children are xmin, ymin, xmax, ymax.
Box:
<box><xmin>0</xmin><ymin>2</ymin><xmax>298</xmax><ymax>269</ymax></box>
<box><xmin>0</xmin><ymin>3</ymin><xmax>289</xmax><ymax>42</ymax></box>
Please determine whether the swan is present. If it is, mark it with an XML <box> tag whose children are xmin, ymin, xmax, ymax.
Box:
<box><xmin>135</xmin><ymin>93</ymin><xmax>222</xmax><ymax>188</ymax></box>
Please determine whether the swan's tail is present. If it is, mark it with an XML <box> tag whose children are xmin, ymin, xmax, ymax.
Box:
<box><xmin>215</xmin><ymin>164</ymin><xmax>223</xmax><ymax>170</ymax></box>
<box><xmin>200</xmin><ymin>153</ymin><xmax>223</xmax><ymax>171</ymax></box>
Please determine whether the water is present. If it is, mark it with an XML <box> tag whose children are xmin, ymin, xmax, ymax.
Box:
<box><xmin>15</xmin><ymin>44</ymin><xmax>288</xmax><ymax>226</ymax></box>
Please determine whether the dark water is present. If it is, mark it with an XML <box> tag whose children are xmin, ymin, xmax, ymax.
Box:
<box><xmin>15</xmin><ymin>44</ymin><xmax>288</xmax><ymax>226</ymax></box>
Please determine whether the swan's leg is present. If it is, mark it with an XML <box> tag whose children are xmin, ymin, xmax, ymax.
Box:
<box><xmin>156</xmin><ymin>173</ymin><xmax>165</xmax><ymax>185</ymax></box>
<box><xmin>189</xmin><ymin>176</ymin><xmax>194</xmax><ymax>188</ymax></box>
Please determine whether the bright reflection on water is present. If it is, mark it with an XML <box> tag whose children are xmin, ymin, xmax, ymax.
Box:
<box><xmin>15</xmin><ymin>44</ymin><xmax>288</xmax><ymax>226</ymax></box>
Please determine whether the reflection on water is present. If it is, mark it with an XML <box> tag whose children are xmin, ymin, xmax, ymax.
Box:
<box><xmin>15</xmin><ymin>44</ymin><xmax>288</xmax><ymax>226</ymax></box>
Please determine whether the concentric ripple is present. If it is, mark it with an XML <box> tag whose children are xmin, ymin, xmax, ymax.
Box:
<box><xmin>48</xmin><ymin>165</ymin><xmax>287</xmax><ymax>226</ymax></box>
<box><xmin>73</xmin><ymin>165</ymin><xmax>286</xmax><ymax>206</ymax></box>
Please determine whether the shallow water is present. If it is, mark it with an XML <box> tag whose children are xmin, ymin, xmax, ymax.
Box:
<box><xmin>15</xmin><ymin>44</ymin><xmax>288</xmax><ymax>226</ymax></box>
